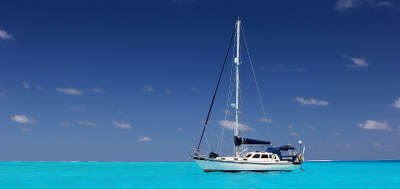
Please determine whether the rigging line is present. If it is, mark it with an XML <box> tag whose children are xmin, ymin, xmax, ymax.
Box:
<box><xmin>242</xmin><ymin>26</ymin><xmax>273</xmax><ymax>142</ymax></box>
<box><xmin>208</xmin><ymin>127</ymin><xmax>233</xmax><ymax>151</ymax></box>
<box><xmin>204</xmin><ymin>132</ymin><xmax>211</xmax><ymax>153</ymax></box>
<box><xmin>218</xmin><ymin>38</ymin><xmax>236</xmax><ymax>153</ymax></box>
<box><xmin>218</xmin><ymin>56</ymin><xmax>235</xmax><ymax>153</ymax></box>
<box><xmin>238</xmin><ymin>83</ymin><xmax>246</xmax><ymax>137</ymax></box>
<box><xmin>195</xmin><ymin>25</ymin><xmax>236</xmax><ymax>155</ymax></box>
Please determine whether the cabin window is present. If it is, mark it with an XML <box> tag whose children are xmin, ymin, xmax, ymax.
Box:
<box><xmin>245</xmin><ymin>154</ymin><xmax>252</xmax><ymax>158</ymax></box>
<box><xmin>269</xmin><ymin>154</ymin><xmax>274</xmax><ymax>158</ymax></box>
<box><xmin>252</xmin><ymin>154</ymin><xmax>260</xmax><ymax>158</ymax></box>
<box><xmin>261</xmin><ymin>154</ymin><xmax>269</xmax><ymax>158</ymax></box>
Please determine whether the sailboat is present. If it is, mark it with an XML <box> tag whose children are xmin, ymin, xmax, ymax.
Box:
<box><xmin>192</xmin><ymin>18</ymin><xmax>305</xmax><ymax>172</ymax></box>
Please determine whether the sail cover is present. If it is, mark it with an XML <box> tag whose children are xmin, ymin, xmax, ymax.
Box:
<box><xmin>234</xmin><ymin>136</ymin><xmax>271</xmax><ymax>146</ymax></box>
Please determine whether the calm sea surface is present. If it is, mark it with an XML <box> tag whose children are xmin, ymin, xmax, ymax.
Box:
<box><xmin>0</xmin><ymin>161</ymin><xmax>399</xmax><ymax>188</ymax></box>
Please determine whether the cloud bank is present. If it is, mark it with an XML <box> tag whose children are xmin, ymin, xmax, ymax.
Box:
<box><xmin>335</xmin><ymin>0</ymin><xmax>394</xmax><ymax>11</ymax></box>
<box><xmin>294</xmin><ymin>97</ymin><xmax>329</xmax><ymax>106</ymax></box>
<box><xmin>11</xmin><ymin>114</ymin><xmax>36</xmax><ymax>124</ymax></box>
<box><xmin>256</xmin><ymin>118</ymin><xmax>273</xmax><ymax>123</ymax></box>
<box><xmin>112</xmin><ymin>121</ymin><xmax>132</xmax><ymax>129</ymax></box>
<box><xmin>358</xmin><ymin>120</ymin><xmax>391</xmax><ymax>131</ymax></box>
<box><xmin>77</xmin><ymin>120</ymin><xmax>96</xmax><ymax>127</ymax></box>
<box><xmin>56</xmin><ymin>88</ymin><xmax>83</xmax><ymax>96</ymax></box>
<box><xmin>393</xmin><ymin>98</ymin><xmax>400</xmax><ymax>109</ymax></box>
<box><xmin>218</xmin><ymin>120</ymin><xmax>253</xmax><ymax>131</ymax></box>
<box><xmin>138</xmin><ymin>136</ymin><xmax>152</xmax><ymax>142</ymax></box>
<box><xmin>343</xmin><ymin>55</ymin><xmax>368</xmax><ymax>68</ymax></box>
<box><xmin>0</xmin><ymin>29</ymin><xmax>13</xmax><ymax>40</ymax></box>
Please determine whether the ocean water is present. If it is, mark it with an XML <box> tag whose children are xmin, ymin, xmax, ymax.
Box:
<box><xmin>0</xmin><ymin>161</ymin><xmax>399</xmax><ymax>189</ymax></box>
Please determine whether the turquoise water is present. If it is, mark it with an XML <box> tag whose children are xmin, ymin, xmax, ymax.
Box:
<box><xmin>0</xmin><ymin>161</ymin><xmax>399</xmax><ymax>188</ymax></box>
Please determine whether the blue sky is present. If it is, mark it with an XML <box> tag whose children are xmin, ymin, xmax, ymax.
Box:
<box><xmin>1</xmin><ymin>0</ymin><xmax>399</xmax><ymax>161</ymax></box>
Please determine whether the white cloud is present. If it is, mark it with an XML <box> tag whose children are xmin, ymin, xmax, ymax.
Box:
<box><xmin>337</xmin><ymin>144</ymin><xmax>352</xmax><ymax>148</ymax></box>
<box><xmin>350</xmin><ymin>57</ymin><xmax>368</xmax><ymax>67</ymax></box>
<box><xmin>393</xmin><ymin>98</ymin><xmax>400</xmax><ymax>109</ymax></box>
<box><xmin>294</xmin><ymin>97</ymin><xmax>329</xmax><ymax>106</ymax></box>
<box><xmin>334</xmin><ymin>0</ymin><xmax>393</xmax><ymax>11</ymax></box>
<box><xmin>60</xmin><ymin>121</ymin><xmax>71</xmax><ymax>127</ymax></box>
<box><xmin>218</xmin><ymin>120</ymin><xmax>253</xmax><ymax>131</ymax></box>
<box><xmin>177</xmin><ymin>127</ymin><xmax>183</xmax><ymax>132</ymax></box>
<box><xmin>343</xmin><ymin>55</ymin><xmax>369</xmax><ymax>68</ymax></box>
<box><xmin>307</xmin><ymin>125</ymin><xmax>317</xmax><ymax>130</ymax></box>
<box><xmin>56</xmin><ymin>88</ymin><xmax>83</xmax><ymax>96</ymax></box>
<box><xmin>288</xmin><ymin>124</ymin><xmax>294</xmax><ymax>129</ymax></box>
<box><xmin>0</xmin><ymin>29</ymin><xmax>14</xmax><ymax>40</ymax></box>
<box><xmin>166</xmin><ymin>89</ymin><xmax>172</xmax><ymax>95</ymax></box>
<box><xmin>138</xmin><ymin>136</ymin><xmax>152</xmax><ymax>142</ymax></box>
<box><xmin>257</xmin><ymin>118</ymin><xmax>273</xmax><ymax>123</ymax></box>
<box><xmin>335</xmin><ymin>0</ymin><xmax>361</xmax><ymax>11</ymax></box>
<box><xmin>290</xmin><ymin>131</ymin><xmax>299</xmax><ymax>137</ymax></box>
<box><xmin>370</xmin><ymin>141</ymin><xmax>383</xmax><ymax>147</ymax></box>
<box><xmin>358</xmin><ymin>120</ymin><xmax>392</xmax><ymax>131</ymax></box>
<box><xmin>92</xmin><ymin>88</ymin><xmax>105</xmax><ymax>93</ymax></box>
<box><xmin>77</xmin><ymin>120</ymin><xmax>96</xmax><ymax>127</ymax></box>
<box><xmin>11</xmin><ymin>114</ymin><xmax>36</xmax><ymax>124</ymax></box>
<box><xmin>369</xmin><ymin>141</ymin><xmax>392</xmax><ymax>147</ymax></box>
<box><xmin>22</xmin><ymin>82</ymin><xmax>30</xmax><ymax>89</ymax></box>
<box><xmin>377</xmin><ymin>1</ymin><xmax>392</xmax><ymax>7</ymax></box>
<box><xmin>112</xmin><ymin>121</ymin><xmax>132</xmax><ymax>129</ymax></box>
<box><xmin>21</xmin><ymin>82</ymin><xmax>44</xmax><ymax>91</ymax></box>
<box><xmin>143</xmin><ymin>86</ymin><xmax>155</xmax><ymax>92</ymax></box>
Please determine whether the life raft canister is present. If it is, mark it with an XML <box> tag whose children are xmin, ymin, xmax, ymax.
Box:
<box><xmin>297</xmin><ymin>154</ymin><xmax>304</xmax><ymax>162</ymax></box>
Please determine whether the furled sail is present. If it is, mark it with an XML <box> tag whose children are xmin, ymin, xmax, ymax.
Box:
<box><xmin>234</xmin><ymin>136</ymin><xmax>271</xmax><ymax>146</ymax></box>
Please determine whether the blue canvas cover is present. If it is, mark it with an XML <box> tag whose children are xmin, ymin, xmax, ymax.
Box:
<box><xmin>234</xmin><ymin>136</ymin><xmax>272</xmax><ymax>146</ymax></box>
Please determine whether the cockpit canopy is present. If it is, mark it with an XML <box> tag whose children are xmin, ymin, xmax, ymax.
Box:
<box><xmin>266</xmin><ymin>145</ymin><xmax>296</xmax><ymax>158</ymax></box>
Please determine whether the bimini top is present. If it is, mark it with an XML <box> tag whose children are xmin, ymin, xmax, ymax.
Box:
<box><xmin>234</xmin><ymin>136</ymin><xmax>272</xmax><ymax>146</ymax></box>
<box><xmin>266</xmin><ymin>145</ymin><xmax>296</xmax><ymax>158</ymax></box>
<box><xmin>266</xmin><ymin>144</ymin><xmax>295</xmax><ymax>152</ymax></box>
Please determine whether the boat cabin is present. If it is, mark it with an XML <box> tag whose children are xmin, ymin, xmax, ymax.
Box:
<box><xmin>243</xmin><ymin>152</ymin><xmax>280</xmax><ymax>162</ymax></box>
<box><xmin>213</xmin><ymin>152</ymin><xmax>281</xmax><ymax>162</ymax></box>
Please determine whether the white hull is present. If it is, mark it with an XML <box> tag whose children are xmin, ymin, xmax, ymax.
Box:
<box><xmin>194</xmin><ymin>158</ymin><xmax>300</xmax><ymax>172</ymax></box>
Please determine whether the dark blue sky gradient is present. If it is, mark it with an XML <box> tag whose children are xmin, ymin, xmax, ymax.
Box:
<box><xmin>1</xmin><ymin>0</ymin><xmax>399</xmax><ymax>161</ymax></box>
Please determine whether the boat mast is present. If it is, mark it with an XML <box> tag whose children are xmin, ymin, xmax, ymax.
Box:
<box><xmin>234</xmin><ymin>18</ymin><xmax>241</xmax><ymax>157</ymax></box>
